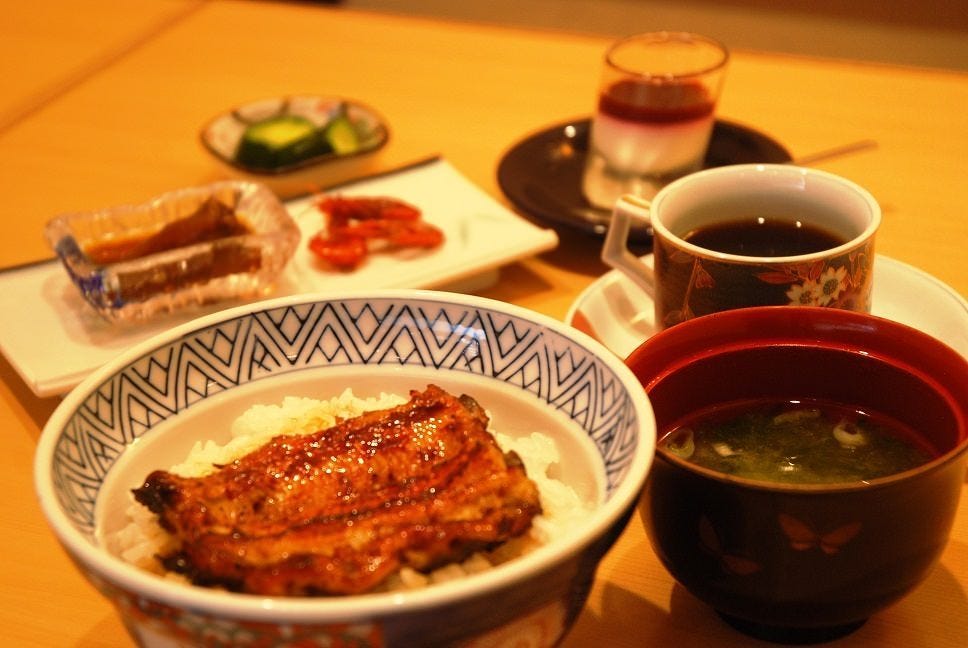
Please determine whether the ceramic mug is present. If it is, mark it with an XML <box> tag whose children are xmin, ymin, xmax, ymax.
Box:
<box><xmin>601</xmin><ymin>164</ymin><xmax>881</xmax><ymax>329</ymax></box>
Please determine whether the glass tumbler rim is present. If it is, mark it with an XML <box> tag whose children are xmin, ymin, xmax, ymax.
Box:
<box><xmin>604</xmin><ymin>31</ymin><xmax>730</xmax><ymax>80</ymax></box>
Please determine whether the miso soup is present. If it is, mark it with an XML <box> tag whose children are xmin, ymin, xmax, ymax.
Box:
<box><xmin>660</xmin><ymin>399</ymin><xmax>935</xmax><ymax>484</ymax></box>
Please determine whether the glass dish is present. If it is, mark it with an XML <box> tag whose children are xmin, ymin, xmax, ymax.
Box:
<box><xmin>44</xmin><ymin>181</ymin><xmax>300</xmax><ymax>323</ymax></box>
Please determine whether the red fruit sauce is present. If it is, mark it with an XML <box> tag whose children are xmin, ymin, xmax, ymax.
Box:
<box><xmin>599</xmin><ymin>79</ymin><xmax>715</xmax><ymax>124</ymax></box>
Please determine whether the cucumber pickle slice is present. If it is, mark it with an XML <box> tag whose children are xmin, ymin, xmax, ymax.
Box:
<box><xmin>234</xmin><ymin>110</ymin><xmax>360</xmax><ymax>171</ymax></box>
<box><xmin>323</xmin><ymin>116</ymin><xmax>360</xmax><ymax>155</ymax></box>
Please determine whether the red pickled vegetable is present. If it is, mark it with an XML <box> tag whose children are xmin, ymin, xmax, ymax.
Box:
<box><xmin>308</xmin><ymin>196</ymin><xmax>444</xmax><ymax>270</ymax></box>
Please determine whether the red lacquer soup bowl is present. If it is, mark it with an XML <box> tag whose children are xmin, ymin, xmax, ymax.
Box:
<box><xmin>626</xmin><ymin>306</ymin><xmax>968</xmax><ymax>643</ymax></box>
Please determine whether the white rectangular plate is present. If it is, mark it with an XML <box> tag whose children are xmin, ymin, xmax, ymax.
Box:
<box><xmin>0</xmin><ymin>158</ymin><xmax>558</xmax><ymax>397</ymax></box>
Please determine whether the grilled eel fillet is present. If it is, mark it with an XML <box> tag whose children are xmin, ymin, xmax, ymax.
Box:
<box><xmin>132</xmin><ymin>384</ymin><xmax>542</xmax><ymax>596</ymax></box>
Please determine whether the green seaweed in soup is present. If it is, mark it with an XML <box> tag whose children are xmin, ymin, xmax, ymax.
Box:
<box><xmin>660</xmin><ymin>399</ymin><xmax>934</xmax><ymax>484</ymax></box>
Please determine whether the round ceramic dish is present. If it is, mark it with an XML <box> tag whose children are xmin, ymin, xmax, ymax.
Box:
<box><xmin>200</xmin><ymin>95</ymin><xmax>389</xmax><ymax>198</ymax></box>
<box><xmin>35</xmin><ymin>290</ymin><xmax>655</xmax><ymax>647</ymax></box>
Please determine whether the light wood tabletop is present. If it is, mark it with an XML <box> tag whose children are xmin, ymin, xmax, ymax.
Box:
<box><xmin>1</xmin><ymin>2</ymin><xmax>965</xmax><ymax>647</ymax></box>
<box><xmin>0</xmin><ymin>0</ymin><xmax>203</xmax><ymax>132</ymax></box>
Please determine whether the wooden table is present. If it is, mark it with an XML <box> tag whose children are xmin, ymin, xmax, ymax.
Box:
<box><xmin>1</xmin><ymin>2</ymin><xmax>965</xmax><ymax>646</ymax></box>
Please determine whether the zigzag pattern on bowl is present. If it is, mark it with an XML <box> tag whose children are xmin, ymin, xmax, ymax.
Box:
<box><xmin>50</xmin><ymin>298</ymin><xmax>640</xmax><ymax>535</ymax></box>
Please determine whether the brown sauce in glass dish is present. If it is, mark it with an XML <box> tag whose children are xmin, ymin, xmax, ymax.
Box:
<box><xmin>85</xmin><ymin>197</ymin><xmax>254</xmax><ymax>264</ymax></box>
<box><xmin>84</xmin><ymin>197</ymin><xmax>263</xmax><ymax>302</ymax></box>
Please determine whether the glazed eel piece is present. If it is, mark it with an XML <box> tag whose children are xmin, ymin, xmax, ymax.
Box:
<box><xmin>132</xmin><ymin>384</ymin><xmax>542</xmax><ymax>596</ymax></box>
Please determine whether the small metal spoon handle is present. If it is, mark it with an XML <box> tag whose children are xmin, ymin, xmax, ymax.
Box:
<box><xmin>792</xmin><ymin>139</ymin><xmax>879</xmax><ymax>166</ymax></box>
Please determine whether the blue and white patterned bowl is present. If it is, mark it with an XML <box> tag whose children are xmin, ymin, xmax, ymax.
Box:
<box><xmin>35</xmin><ymin>290</ymin><xmax>655</xmax><ymax>647</ymax></box>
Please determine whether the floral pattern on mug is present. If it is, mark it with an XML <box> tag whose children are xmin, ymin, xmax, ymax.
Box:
<box><xmin>755</xmin><ymin>248</ymin><xmax>873</xmax><ymax>310</ymax></box>
<box><xmin>656</xmin><ymin>241</ymin><xmax>875</xmax><ymax>328</ymax></box>
<box><xmin>786</xmin><ymin>266</ymin><xmax>847</xmax><ymax>306</ymax></box>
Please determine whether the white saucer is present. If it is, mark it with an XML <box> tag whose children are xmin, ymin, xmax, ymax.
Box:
<box><xmin>565</xmin><ymin>255</ymin><xmax>968</xmax><ymax>359</ymax></box>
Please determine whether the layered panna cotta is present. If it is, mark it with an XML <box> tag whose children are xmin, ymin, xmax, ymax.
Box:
<box><xmin>590</xmin><ymin>78</ymin><xmax>716</xmax><ymax>176</ymax></box>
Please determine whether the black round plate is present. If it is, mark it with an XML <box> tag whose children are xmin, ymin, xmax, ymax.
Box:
<box><xmin>496</xmin><ymin>118</ymin><xmax>792</xmax><ymax>243</ymax></box>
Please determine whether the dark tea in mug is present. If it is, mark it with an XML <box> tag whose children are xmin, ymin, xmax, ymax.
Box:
<box><xmin>683</xmin><ymin>218</ymin><xmax>848</xmax><ymax>257</ymax></box>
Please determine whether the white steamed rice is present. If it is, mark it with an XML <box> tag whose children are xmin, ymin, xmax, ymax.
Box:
<box><xmin>109</xmin><ymin>388</ymin><xmax>593</xmax><ymax>592</ymax></box>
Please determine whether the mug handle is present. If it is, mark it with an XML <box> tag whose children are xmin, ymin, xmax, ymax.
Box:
<box><xmin>601</xmin><ymin>194</ymin><xmax>656</xmax><ymax>298</ymax></box>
